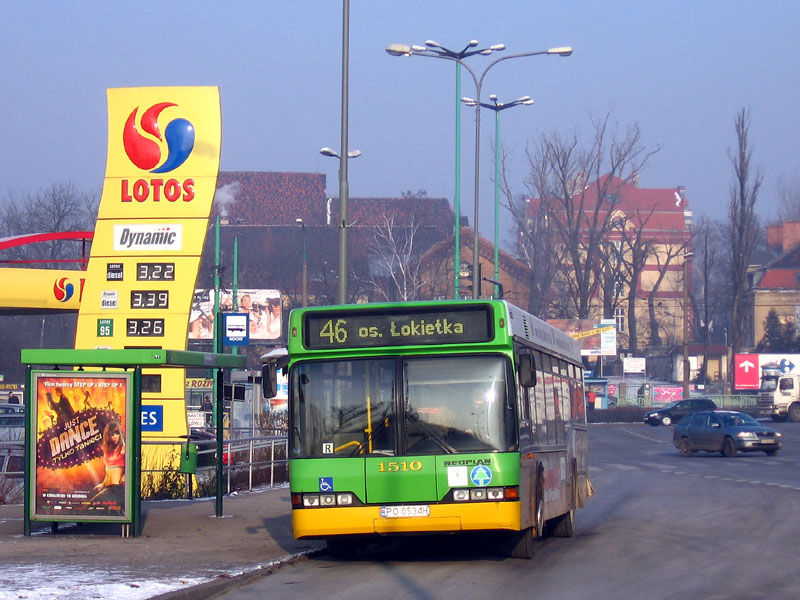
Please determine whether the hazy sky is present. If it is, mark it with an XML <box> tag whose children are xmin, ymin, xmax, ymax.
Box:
<box><xmin>3</xmin><ymin>1</ymin><xmax>799</xmax><ymax>240</ymax></box>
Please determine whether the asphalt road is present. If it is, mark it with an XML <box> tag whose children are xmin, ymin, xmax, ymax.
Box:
<box><xmin>214</xmin><ymin>422</ymin><xmax>800</xmax><ymax>600</ymax></box>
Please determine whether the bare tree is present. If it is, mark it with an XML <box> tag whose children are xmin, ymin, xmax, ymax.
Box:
<box><xmin>366</xmin><ymin>212</ymin><xmax>426</xmax><ymax>301</ymax></box>
<box><xmin>616</xmin><ymin>209</ymin><xmax>656</xmax><ymax>353</ymax></box>
<box><xmin>647</xmin><ymin>232</ymin><xmax>689</xmax><ymax>348</ymax></box>
<box><xmin>0</xmin><ymin>183</ymin><xmax>96</xmax><ymax>266</ymax></box>
<box><xmin>777</xmin><ymin>172</ymin><xmax>800</xmax><ymax>221</ymax></box>
<box><xmin>691</xmin><ymin>218</ymin><xmax>727</xmax><ymax>382</ymax></box>
<box><xmin>523</xmin><ymin>112</ymin><xmax>658</xmax><ymax>319</ymax></box>
<box><xmin>727</xmin><ymin>108</ymin><xmax>763</xmax><ymax>386</ymax></box>
<box><xmin>500</xmin><ymin>142</ymin><xmax>558</xmax><ymax>317</ymax></box>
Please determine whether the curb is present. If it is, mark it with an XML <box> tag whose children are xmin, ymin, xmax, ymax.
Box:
<box><xmin>149</xmin><ymin>547</ymin><xmax>325</xmax><ymax>600</ymax></box>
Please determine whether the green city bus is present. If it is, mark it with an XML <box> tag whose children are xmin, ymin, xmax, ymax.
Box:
<box><xmin>265</xmin><ymin>300</ymin><xmax>591</xmax><ymax>558</ymax></box>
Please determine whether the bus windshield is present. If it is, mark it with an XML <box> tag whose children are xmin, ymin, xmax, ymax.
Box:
<box><xmin>289</xmin><ymin>355</ymin><xmax>515</xmax><ymax>458</ymax></box>
<box><xmin>404</xmin><ymin>356</ymin><xmax>514</xmax><ymax>454</ymax></box>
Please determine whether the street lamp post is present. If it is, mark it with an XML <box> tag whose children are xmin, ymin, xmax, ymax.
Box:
<box><xmin>296</xmin><ymin>218</ymin><xmax>307</xmax><ymax>307</ymax></box>
<box><xmin>387</xmin><ymin>42</ymin><xmax>572</xmax><ymax>298</ymax></box>
<box><xmin>463</xmin><ymin>94</ymin><xmax>533</xmax><ymax>297</ymax></box>
<box><xmin>683</xmin><ymin>251</ymin><xmax>693</xmax><ymax>399</ymax></box>
<box><xmin>335</xmin><ymin>0</ymin><xmax>351</xmax><ymax>306</ymax></box>
<box><xmin>320</xmin><ymin>147</ymin><xmax>361</xmax><ymax>303</ymax></box>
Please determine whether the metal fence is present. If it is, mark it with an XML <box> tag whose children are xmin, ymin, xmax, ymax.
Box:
<box><xmin>0</xmin><ymin>441</ymin><xmax>24</xmax><ymax>477</ymax></box>
<box><xmin>141</xmin><ymin>434</ymin><xmax>289</xmax><ymax>497</ymax></box>
<box><xmin>0</xmin><ymin>441</ymin><xmax>24</xmax><ymax>504</ymax></box>
<box><xmin>616</xmin><ymin>391</ymin><xmax>759</xmax><ymax>410</ymax></box>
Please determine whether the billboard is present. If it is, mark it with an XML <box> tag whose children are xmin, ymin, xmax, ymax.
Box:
<box><xmin>734</xmin><ymin>353</ymin><xmax>800</xmax><ymax>390</ymax></box>
<box><xmin>189</xmin><ymin>289</ymin><xmax>282</xmax><ymax>341</ymax></box>
<box><xmin>29</xmin><ymin>372</ymin><xmax>132</xmax><ymax>522</ymax></box>
<box><xmin>548</xmin><ymin>319</ymin><xmax>617</xmax><ymax>356</ymax></box>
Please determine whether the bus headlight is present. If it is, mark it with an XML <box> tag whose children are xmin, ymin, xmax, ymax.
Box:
<box><xmin>303</xmin><ymin>494</ymin><xmax>320</xmax><ymax>507</ymax></box>
<box><xmin>453</xmin><ymin>489</ymin><xmax>470</xmax><ymax>501</ymax></box>
<box><xmin>336</xmin><ymin>493</ymin><xmax>354</xmax><ymax>505</ymax></box>
<box><xmin>320</xmin><ymin>494</ymin><xmax>336</xmax><ymax>506</ymax></box>
<box><xmin>486</xmin><ymin>487</ymin><xmax>504</xmax><ymax>500</ymax></box>
<box><xmin>470</xmin><ymin>488</ymin><xmax>487</xmax><ymax>501</ymax></box>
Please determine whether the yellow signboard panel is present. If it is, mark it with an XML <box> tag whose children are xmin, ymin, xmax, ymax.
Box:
<box><xmin>0</xmin><ymin>268</ymin><xmax>85</xmax><ymax>312</ymax></box>
<box><xmin>75</xmin><ymin>86</ymin><xmax>221</xmax><ymax>441</ymax></box>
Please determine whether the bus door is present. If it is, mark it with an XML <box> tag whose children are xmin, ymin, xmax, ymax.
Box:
<box><xmin>365</xmin><ymin>358</ymin><xmax>441</xmax><ymax>504</ymax></box>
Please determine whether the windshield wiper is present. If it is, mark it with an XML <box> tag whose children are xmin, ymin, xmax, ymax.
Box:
<box><xmin>415</xmin><ymin>419</ymin><xmax>456</xmax><ymax>454</ymax></box>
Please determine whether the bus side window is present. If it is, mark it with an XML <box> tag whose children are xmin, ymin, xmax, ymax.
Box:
<box><xmin>518</xmin><ymin>352</ymin><xmax>536</xmax><ymax>388</ymax></box>
<box><xmin>516</xmin><ymin>367</ymin><xmax>531</xmax><ymax>422</ymax></box>
<box><xmin>558</xmin><ymin>359</ymin><xmax>571</xmax><ymax>425</ymax></box>
<box><xmin>532</xmin><ymin>351</ymin><xmax>546</xmax><ymax>444</ymax></box>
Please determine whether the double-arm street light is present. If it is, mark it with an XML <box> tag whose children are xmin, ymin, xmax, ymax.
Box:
<box><xmin>320</xmin><ymin>147</ymin><xmax>361</xmax><ymax>303</ymax></box>
<box><xmin>463</xmin><ymin>94</ymin><xmax>534</xmax><ymax>297</ymax></box>
<box><xmin>388</xmin><ymin>40</ymin><xmax>506</xmax><ymax>299</ymax></box>
<box><xmin>387</xmin><ymin>42</ymin><xmax>571</xmax><ymax>299</ymax></box>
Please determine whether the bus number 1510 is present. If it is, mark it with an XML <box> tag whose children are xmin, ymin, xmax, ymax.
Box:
<box><xmin>377</xmin><ymin>461</ymin><xmax>423</xmax><ymax>472</ymax></box>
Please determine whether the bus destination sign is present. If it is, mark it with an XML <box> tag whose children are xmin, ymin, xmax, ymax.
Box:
<box><xmin>304</xmin><ymin>306</ymin><xmax>493</xmax><ymax>349</ymax></box>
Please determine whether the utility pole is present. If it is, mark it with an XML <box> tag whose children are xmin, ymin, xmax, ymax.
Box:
<box><xmin>683</xmin><ymin>251</ymin><xmax>693</xmax><ymax>399</ymax></box>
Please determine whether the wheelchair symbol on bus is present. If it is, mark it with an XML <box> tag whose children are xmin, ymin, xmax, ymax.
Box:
<box><xmin>470</xmin><ymin>465</ymin><xmax>492</xmax><ymax>487</ymax></box>
<box><xmin>319</xmin><ymin>477</ymin><xmax>334</xmax><ymax>492</ymax></box>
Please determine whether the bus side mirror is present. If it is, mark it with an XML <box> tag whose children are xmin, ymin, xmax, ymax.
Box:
<box><xmin>519</xmin><ymin>354</ymin><xmax>536</xmax><ymax>388</ymax></box>
<box><xmin>261</xmin><ymin>363</ymin><xmax>277</xmax><ymax>399</ymax></box>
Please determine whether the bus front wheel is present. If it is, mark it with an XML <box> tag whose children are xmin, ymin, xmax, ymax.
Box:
<box><xmin>508</xmin><ymin>527</ymin><xmax>535</xmax><ymax>559</ymax></box>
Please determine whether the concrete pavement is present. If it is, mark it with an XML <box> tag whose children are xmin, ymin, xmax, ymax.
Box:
<box><xmin>0</xmin><ymin>485</ymin><xmax>323</xmax><ymax>599</ymax></box>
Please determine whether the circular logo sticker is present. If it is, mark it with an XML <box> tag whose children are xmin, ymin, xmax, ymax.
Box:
<box><xmin>470</xmin><ymin>465</ymin><xmax>492</xmax><ymax>487</ymax></box>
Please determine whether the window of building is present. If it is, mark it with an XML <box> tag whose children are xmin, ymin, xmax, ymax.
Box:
<box><xmin>614</xmin><ymin>307</ymin><xmax>626</xmax><ymax>333</ymax></box>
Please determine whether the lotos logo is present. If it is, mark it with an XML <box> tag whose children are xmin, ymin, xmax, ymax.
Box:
<box><xmin>53</xmin><ymin>277</ymin><xmax>86</xmax><ymax>302</ymax></box>
<box><xmin>123</xmin><ymin>103</ymin><xmax>195</xmax><ymax>173</ymax></box>
<box><xmin>54</xmin><ymin>277</ymin><xmax>75</xmax><ymax>302</ymax></box>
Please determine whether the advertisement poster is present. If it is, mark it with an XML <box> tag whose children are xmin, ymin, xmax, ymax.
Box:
<box><xmin>30</xmin><ymin>372</ymin><xmax>132</xmax><ymax>522</ymax></box>
<box><xmin>734</xmin><ymin>353</ymin><xmax>800</xmax><ymax>390</ymax></box>
<box><xmin>548</xmin><ymin>319</ymin><xmax>617</xmax><ymax>356</ymax></box>
<box><xmin>189</xmin><ymin>288</ymin><xmax>282</xmax><ymax>341</ymax></box>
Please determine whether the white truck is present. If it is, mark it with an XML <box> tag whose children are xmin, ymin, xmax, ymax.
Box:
<box><xmin>757</xmin><ymin>361</ymin><xmax>800</xmax><ymax>422</ymax></box>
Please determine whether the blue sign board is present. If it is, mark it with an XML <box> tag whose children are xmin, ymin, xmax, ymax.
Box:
<box><xmin>141</xmin><ymin>405</ymin><xmax>164</xmax><ymax>432</ymax></box>
<box><xmin>223</xmin><ymin>313</ymin><xmax>250</xmax><ymax>346</ymax></box>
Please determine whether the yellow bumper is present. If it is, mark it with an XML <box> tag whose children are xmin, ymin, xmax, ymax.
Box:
<box><xmin>293</xmin><ymin>501</ymin><xmax>521</xmax><ymax>539</ymax></box>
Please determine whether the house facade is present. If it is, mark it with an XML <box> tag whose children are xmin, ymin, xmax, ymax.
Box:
<box><xmin>750</xmin><ymin>221</ymin><xmax>800</xmax><ymax>345</ymax></box>
<box><xmin>418</xmin><ymin>227</ymin><xmax>533</xmax><ymax>308</ymax></box>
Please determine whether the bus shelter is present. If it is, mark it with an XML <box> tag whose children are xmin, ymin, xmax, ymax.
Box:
<box><xmin>21</xmin><ymin>348</ymin><xmax>245</xmax><ymax>538</ymax></box>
